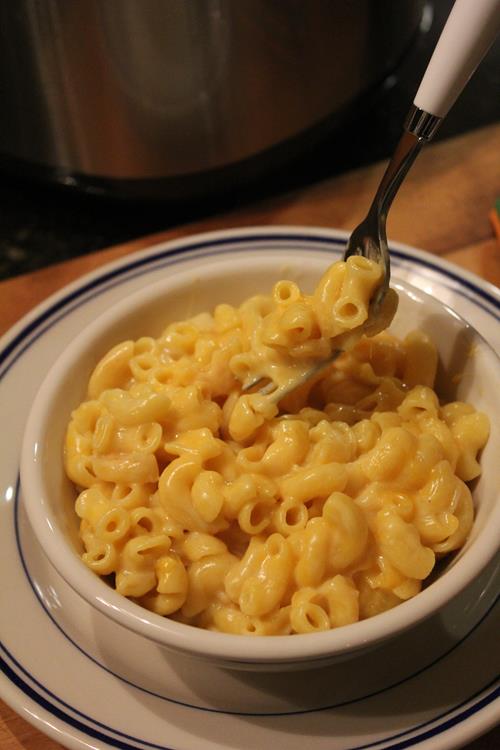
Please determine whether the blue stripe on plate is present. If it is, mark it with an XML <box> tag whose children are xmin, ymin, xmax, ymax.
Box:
<box><xmin>13</xmin><ymin>469</ymin><xmax>500</xmax><ymax>718</ymax></box>
<box><xmin>1</xmin><ymin>238</ymin><xmax>342</xmax><ymax>379</ymax></box>
<box><xmin>1</xmin><ymin>640</ymin><xmax>498</xmax><ymax>750</ymax></box>
<box><xmin>0</xmin><ymin>232</ymin><xmax>498</xmax><ymax>380</ymax></box>
<box><xmin>1</xmin><ymin>229</ymin><xmax>499</xmax><ymax>749</ymax></box>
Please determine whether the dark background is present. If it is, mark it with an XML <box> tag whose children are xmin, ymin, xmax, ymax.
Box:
<box><xmin>1</xmin><ymin>0</ymin><xmax>499</xmax><ymax>281</ymax></box>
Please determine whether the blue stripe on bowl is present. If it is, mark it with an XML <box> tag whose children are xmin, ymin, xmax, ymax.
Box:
<box><xmin>2</xmin><ymin>229</ymin><xmax>499</xmax><ymax>749</ymax></box>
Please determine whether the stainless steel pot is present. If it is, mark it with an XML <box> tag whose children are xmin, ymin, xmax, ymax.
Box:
<box><xmin>0</xmin><ymin>0</ymin><xmax>424</xmax><ymax>193</ymax></box>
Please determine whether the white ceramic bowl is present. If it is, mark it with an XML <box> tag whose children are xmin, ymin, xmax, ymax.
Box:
<box><xmin>21</xmin><ymin>246</ymin><xmax>500</xmax><ymax>671</ymax></box>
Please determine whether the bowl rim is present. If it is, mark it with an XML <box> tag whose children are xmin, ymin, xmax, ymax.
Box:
<box><xmin>20</xmin><ymin>246</ymin><xmax>500</xmax><ymax>664</ymax></box>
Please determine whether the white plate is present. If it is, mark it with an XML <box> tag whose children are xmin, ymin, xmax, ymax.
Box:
<box><xmin>1</xmin><ymin>227</ymin><xmax>499</xmax><ymax>750</ymax></box>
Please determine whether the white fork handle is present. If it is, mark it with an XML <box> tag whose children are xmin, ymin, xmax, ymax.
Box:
<box><xmin>414</xmin><ymin>0</ymin><xmax>500</xmax><ymax>118</ymax></box>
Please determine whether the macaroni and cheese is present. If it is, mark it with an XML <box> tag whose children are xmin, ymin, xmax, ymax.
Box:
<box><xmin>64</xmin><ymin>257</ymin><xmax>489</xmax><ymax>635</ymax></box>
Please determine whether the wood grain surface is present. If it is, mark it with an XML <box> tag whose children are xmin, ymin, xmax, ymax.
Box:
<box><xmin>0</xmin><ymin>123</ymin><xmax>498</xmax><ymax>750</ymax></box>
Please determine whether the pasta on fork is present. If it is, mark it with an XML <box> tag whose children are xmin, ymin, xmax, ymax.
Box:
<box><xmin>64</xmin><ymin>256</ymin><xmax>489</xmax><ymax>635</ymax></box>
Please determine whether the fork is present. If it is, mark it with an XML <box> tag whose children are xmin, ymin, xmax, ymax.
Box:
<box><xmin>247</xmin><ymin>0</ymin><xmax>500</xmax><ymax>401</ymax></box>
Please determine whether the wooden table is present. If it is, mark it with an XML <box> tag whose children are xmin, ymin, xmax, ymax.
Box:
<box><xmin>1</xmin><ymin>124</ymin><xmax>499</xmax><ymax>750</ymax></box>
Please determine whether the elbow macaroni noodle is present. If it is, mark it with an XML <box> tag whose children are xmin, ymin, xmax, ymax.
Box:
<box><xmin>65</xmin><ymin>257</ymin><xmax>489</xmax><ymax>635</ymax></box>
